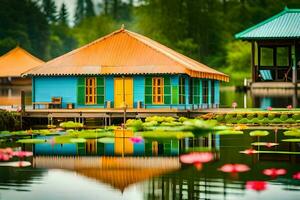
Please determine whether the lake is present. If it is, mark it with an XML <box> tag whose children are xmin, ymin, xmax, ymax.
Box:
<box><xmin>0</xmin><ymin>86</ymin><xmax>299</xmax><ymax>109</ymax></box>
<box><xmin>0</xmin><ymin>129</ymin><xmax>299</xmax><ymax>200</ymax></box>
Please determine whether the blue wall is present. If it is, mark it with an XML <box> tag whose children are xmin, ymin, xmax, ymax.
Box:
<box><xmin>34</xmin><ymin>76</ymin><xmax>77</xmax><ymax>108</ymax></box>
<box><xmin>105</xmin><ymin>76</ymin><xmax>114</xmax><ymax>107</ymax></box>
<box><xmin>32</xmin><ymin>75</ymin><xmax>221</xmax><ymax>109</ymax></box>
<box><xmin>133</xmin><ymin>76</ymin><xmax>145</xmax><ymax>108</ymax></box>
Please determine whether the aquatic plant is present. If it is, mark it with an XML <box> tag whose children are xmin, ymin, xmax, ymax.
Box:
<box><xmin>251</xmin><ymin>142</ymin><xmax>279</xmax><ymax>147</ymax></box>
<box><xmin>126</xmin><ymin>119</ymin><xmax>143</xmax><ymax>131</ymax></box>
<box><xmin>218</xmin><ymin>164</ymin><xmax>250</xmax><ymax>173</ymax></box>
<box><xmin>138</xmin><ymin>131</ymin><xmax>194</xmax><ymax>139</ymax></box>
<box><xmin>180</xmin><ymin>152</ymin><xmax>214</xmax><ymax>170</ymax></box>
<box><xmin>17</xmin><ymin>139</ymin><xmax>46</xmax><ymax>144</ymax></box>
<box><xmin>129</xmin><ymin>136</ymin><xmax>144</xmax><ymax>143</ymax></box>
<box><xmin>249</xmin><ymin>130</ymin><xmax>269</xmax><ymax>137</ymax></box>
<box><xmin>98</xmin><ymin>137</ymin><xmax>115</xmax><ymax>143</ymax></box>
<box><xmin>263</xmin><ymin>168</ymin><xmax>286</xmax><ymax>178</ymax></box>
<box><xmin>246</xmin><ymin>181</ymin><xmax>267</xmax><ymax>191</ymax></box>
<box><xmin>59</xmin><ymin>121</ymin><xmax>83</xmax><ymax>129</ymax></box>
<box><xmin>283</xmin><ymin>129</ymin><xmax>300</xmax><ymax>137</ymax></box>
<box><xmin>282</xmin><ymin>138</ymin><xmax>300</xmax><ymax>142</ymax></box>
<box><xmin>293</xmin><ymin>172</ymin><xmax>300</xmax><ymax>180</ymax></box>
<box><xmin>66</xmin><ymin>130</ymin><xmax>114</xmax><ymax>139</ymax></box>
<box><xmin>240</xmin><ymin>149</ymin><xmax>258</xmax><ymax>155</ymax></box>
<box><xmin>215</xmin><ymin>130</ymin><xmax>243</xmax><ymax>135</ymax></box>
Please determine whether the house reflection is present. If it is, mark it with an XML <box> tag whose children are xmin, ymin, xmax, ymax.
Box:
<box><xmin>33</xmin><ymin>134</ymin><xmax>220</xmax><ymax>157</ymax></box>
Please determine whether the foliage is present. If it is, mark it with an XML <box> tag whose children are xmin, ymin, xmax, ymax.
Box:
<box><xmin>98</xmin><ymin>137</ymin><xmax>115</xmax><ymax>143</ymax></box>
<box><xmin>65</xmin><ymin>130</ymin><xmax>114</xmax><ymax>138</ymax></box>
<box><xmin>268</xmin><ymin>113</ymin><xmax>276</xmax><ymax>120</ymax></box>
<box><xmin>249</xmin><ymin>130</ymin><xmax>269</xmax><ymax>137</ymax></box>
<box><xmin>0</xmin><ymin>110</ymin><xmax>20</xmax><ymax>131</ymax></box>
<box><xmin>17</xmin><ymin>139</ymin><xmax>46</xmax><ymax>144</ymax></box>
<box><xmin>138</xmin><ymin>131</ymin><xmax>194</xmax><ymax>139</ymax></box>
<box><xmin>59</xmin><ymin>121</ymin><xmax>84</xmax><ymax>129</ymax></box>
<box><xmin>280</xmin><ymin>114</ymin><xmax>289</xmax><ymax>121</ymax></box>
<box><xmin>283</xmin><ymin>129</ymin><xmax>300</xmax><ymax>137</ymax></box>
<box><xmin>215</xmin><ymin>130</ymin><xmax>243</xmax><ymax>135</ymax></box>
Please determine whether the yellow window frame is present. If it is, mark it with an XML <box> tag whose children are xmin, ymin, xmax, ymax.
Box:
<box><xmin>85</xmin><ymin>77</ymin><xmax>97</xmax><ymax>104</ymax></box>
<box><xmin>152</xmin><ymin>77</ymin><xmax>164</xmax><ymax>104</ymax></box>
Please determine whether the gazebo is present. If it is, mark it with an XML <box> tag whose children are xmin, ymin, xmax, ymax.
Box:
<box><xmin>235</xmin><ymin>7</ymin><xmax>300</xmax><ymax>88</ymax></box>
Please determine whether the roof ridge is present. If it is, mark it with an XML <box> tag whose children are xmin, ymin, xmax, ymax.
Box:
<box><xmin>235</xmin><ymin>8</ymin><xmax>289</xmax><ymax>39</ymax></box>
<box><xmin>125</xmin><ymin>30</ymin><xmax>226</xmax><ymax>75</ymax></box>
<box><xmin>0</xmin><ymin>46</ymin><xmax>44</xmax><ymax>64</ymax></box>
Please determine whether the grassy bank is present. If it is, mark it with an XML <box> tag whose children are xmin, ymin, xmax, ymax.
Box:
<box><xmin>0</xmin><ymin>110</ymin><xmax>20</xmax><ymax>131</ymax></box>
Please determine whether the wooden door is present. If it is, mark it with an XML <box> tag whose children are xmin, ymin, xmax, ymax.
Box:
<box><xmin>114</xmin><ymin>77</ymin><xmax>133</xmax><ymax>108</ymax></box>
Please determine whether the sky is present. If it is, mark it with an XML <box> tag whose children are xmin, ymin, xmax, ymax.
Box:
<box><xmin>54</xmin><ymin>0</ymin><xmax>102</xmax><ymax>23</ymax></box>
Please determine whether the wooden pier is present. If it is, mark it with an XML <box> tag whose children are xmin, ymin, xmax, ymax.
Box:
<box><xmin>22</xmin><ymin>108</ymin><xmax>208</xmax><ymax>126</ymax></box>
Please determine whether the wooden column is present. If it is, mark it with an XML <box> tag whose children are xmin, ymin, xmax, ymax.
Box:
<box><xmin>251</xmin><ymin>41</ymin><xmax>256</xmax><ymax>82</ymax></box>
<box><xmin>292</xmin><ymin>42</ymin><xmax>297</xmax><ymax>85</ymax></box>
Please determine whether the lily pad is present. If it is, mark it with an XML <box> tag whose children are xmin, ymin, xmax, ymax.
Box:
<box><xmin>70</xmin><ymin>138</ymin><xmax>86</xmax><ymax>143</ymax></box>
<box><xmin>283</xmin><ymin>129</ymin><xmax>300</xmax><ymax>137</ymax></box>
<box><xmin>215</xmin><ymin>130</ymin><xmax>243</xmax><ymax>135</ymax></box>
<box><xmin>282</xmin><ymin>139</ymin><xmax>300</xmax><ymax>142</ymax></box>
<box><xmin>251</xmin><ymin>142</ymin><xmax>279</xmax><ymax>147</ymax></box>
<box><xmin>98</xmin><ymin>137</ymin><xmax>115</xmax><ymax>143</ymax></box>
<box><xmin>249</xmin><ymin>130</ymin><xmax>269</xmax><ymax>137</ymax></box>
<box><xmin>17</xmin><ymin>139</ymin><xmax>47</xmax><ymax>144</ymax></box>
<box><xmin>138</xmin><ymin>131</ymin><xmax>194</xmax><ymax>139</ymax></box>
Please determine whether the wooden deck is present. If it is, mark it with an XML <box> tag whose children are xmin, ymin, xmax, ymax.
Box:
<box><xmin>251</xmin><ymin>82</ymin><xmax>300</xmax><ymax>89</ymax></box>
<box><xmin>22</xmin><ymin>108</ymin><xmax>206</xmax><ymax>125</ymax></box>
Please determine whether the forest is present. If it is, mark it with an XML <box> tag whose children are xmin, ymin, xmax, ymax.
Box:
<box><xmin>0</xmin><ymin>0</ymin><xmax>300</xmax><ymax>85</ymax></box>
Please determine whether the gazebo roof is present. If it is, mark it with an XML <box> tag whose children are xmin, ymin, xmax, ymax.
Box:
<box><xmin>0</xmin><ymin>47</ymin><xmax>44</xmax><ymax>77</ymax></box>
<box><xmin>235</xmin><ymin>7</ymin><xmax>300</xmax><ymax>40</ymax></box>
<box><xmin>23</xmin><ymin>28</ymin><xmax>228</xmax><ymax>82</ymax></box>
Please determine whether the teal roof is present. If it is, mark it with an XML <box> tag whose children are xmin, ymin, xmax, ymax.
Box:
<box><xmin>235</xmin><ymin>7</ymin><xmax>300</xmax><ymax>40</ymax></box>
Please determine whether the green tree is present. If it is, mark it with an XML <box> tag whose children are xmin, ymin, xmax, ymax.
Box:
<box><xmin>74</xmin><ymin>0</ymin><xmax>85</xmax><ymax>24</ymax></box>
<box><xmin>85</xmin><ymin>0</ymin><xmax>95</xmax><ymax>17</ymax></box>
<box><xmin>58</xmin><ymin>3</ymin><xmax>68</xmax><ymax>25</ymax></box>
<box><xmin>42</xmin><ymin>0</ymin><xmax>57</xmax><ymax>23</ymax></box>
<box><xmin>0</xmin><ymin>0</ymin><xmax>49</xmax><ymax>58</ymax></box>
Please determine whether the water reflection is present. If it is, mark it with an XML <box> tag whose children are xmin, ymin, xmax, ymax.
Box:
<box><xmin>0</xmin><ymin>86</ymin><xmax>31</xmax><ymax>107</ymax></box>
<box><xmin>0</xmin><ymin>131</ymin><xmax>300</xmax><ymax>200</ymax></box>
<box><xmin>220</xmin><ymin>87</ymin><xmax>300</xmax><ymax>108</ymax></box>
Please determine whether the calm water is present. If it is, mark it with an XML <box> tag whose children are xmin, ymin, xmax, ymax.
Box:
<box><xmin>0</xmin><ymin>130</ymin><xmax>300</xmax><ymax>200</ymax></box>
<box><xmin>0</xmin><ymin>86</ymin><xmax>299</xmax><ymax>109</ymax></box>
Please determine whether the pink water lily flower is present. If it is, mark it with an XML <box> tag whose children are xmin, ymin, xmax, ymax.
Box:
<box><xmin>287</xmin><ymin>105</ymin><xmax>293</xmax><ymax>109</ymax></box>
<box><xmin>0</xmin><ymin>148</ymin><xmax>14</xmax><ymax>161</ymax></box>
<box><xmin>13</xmin><ymin>151</ymin><xmax>33</xmax><ymax>158</ymax></box>
<box><xmin>263</xmin><ymin>168</ymin><xmax>286</xmax><ymax>178</ymax></box>
<box><xmin>293</xmin><ymin>172</ymin><xmax>300</xmax><ymax>180</ymax></box>
<box><xmin>265</xmin><ymin>142</ymin><xmax>278</xmax><ymax>148</ymax></box>
<box><xmin>267</xmin><ymin>107</ymin><xmax>272</xmax><ymax>111</ymax></box>
<box><xmin>246</xmin><ymin>181</ymin><xmax>267</xmax><ymax>192</ymax></box>
<box><xmin>129</xmin><ymin>136</ymin><xmax>144</xmax><ymax>144</ymax></box>
<box><xmin>218</xmin><ymin>164</ymin><xmax>250</xmax><ymax>173</ymax></box>
<box><xmin>240</xmin><ymin>149</ymin><xmax>258</xmax><ymax>155</ymax></box>
<box><xmin>180</xmin><ymin>152</ymin><xmax>214</xmax><ymax>170</ymax></box>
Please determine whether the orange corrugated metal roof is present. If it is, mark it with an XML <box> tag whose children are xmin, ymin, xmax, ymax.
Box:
<box><xmin>24</xmin><ymin>29</ymin><xmax>229</xmax><ymax>82</ymax></box>
<box><xmin>0</xmin><ymin>47</ymin><xmax>44</xmax><ymax>77</ymax></box>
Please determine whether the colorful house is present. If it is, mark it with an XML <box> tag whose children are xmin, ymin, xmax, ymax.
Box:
<box><xmin>0</xmin><ymin>46</ymin><xmax>44</xmax><ymax>85</ymax></box>
<box><xmin>24</xmin><ymin>28</ymin><xmax>228</xmax><ymax>109</ymax></box>
<box><xmin>235</xmin><ymin>7</ymin><xmax>300</xmax><ymax>87</ymax></box>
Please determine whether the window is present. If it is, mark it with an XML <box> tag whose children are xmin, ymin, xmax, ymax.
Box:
<box><xmin>192</xmin><ymin>79</ymin><xmax>200</xmax><ymax>104</ymax></box>
<box><xmin>85</xmin><ymin>77</ymin><xmax>96</xmax><ymax>104</ymax></box>
<box><xmin>152</xmin><ymin>77</ymin><xmax>164</xmax><ymax>104</ymax></box>
<box><xmin>260</xmin><ymin>47</ymin><xmax>274</xmax><ymax>66</ymax></box>
<box><xmin>211</xmin><ymin>80</ymin><xmax>215</xmax><ymax>104</ymax></box>
<box><xmin>277</xmin><ymin>47</ymin><xmax>289</xmax><ymax>66</ymax></box>
<box><xmin>179</xmin><ymin>77</ymin><xmax>186</xmax><ymax>104</ymax></box>
<box><xmin>202</xmin><ymin>80</ymin><xmax>208</xmax><ymax>104</ymax></box>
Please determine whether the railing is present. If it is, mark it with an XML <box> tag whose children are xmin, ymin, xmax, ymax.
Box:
<box><xmin>144</xmin><ymin>104</ymin><xmax>219</xmax><ymax>110</ymax></box>
<box><xmin>255</xmin><ymin>65</ymin><xmax>295</xmax><ymax>82</ymax></box>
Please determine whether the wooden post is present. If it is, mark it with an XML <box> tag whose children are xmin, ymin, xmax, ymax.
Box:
<box><xmin>21</xmin><ymin>90</ymin><xmax>25</xmax><ymax>112</ymax></box>
<box><xmin>292</xmin><ymin>42</ymin><xmax>297</xmax><ymax>86</ymax></box>
<box><xmin>251</xmin><ymin>41</ymin><xmax>256</xmax><ymax>82</ymax></box>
